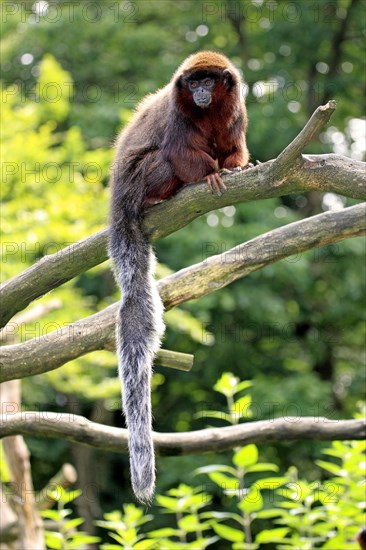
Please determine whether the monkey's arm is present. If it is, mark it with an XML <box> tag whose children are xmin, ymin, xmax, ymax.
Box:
<box><xmin>221</xmin><ymin>145</ymin><xmax>250</xmax><ymax>170</ymax></box>
<box><xmin>170</xmin><ymin>148</ymin><xmax>217</xmax><ymax>183</ymax></box>
<box><xmin>169</xmin><ymin>146</ymin><xmax>229</xmax><ymax>196</ymax></box>
<box><xmin>163</xmin><ymin>115</ymin><xmax>217</xmax><ymax>184</ymax></box>
<box><xmin>163</xmin><ymin>117</ymin><xmax>227</xmax><ymax>195</ymax></box>
<box><xmin>217</xmin><ymin>116</ymin><xmax>250</xmax><ymax>170</ymax></box>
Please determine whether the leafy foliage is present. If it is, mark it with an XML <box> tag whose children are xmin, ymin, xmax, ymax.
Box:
<box><xmin>41</xmin><ymin>487</ymin><xmax>100</xmax><ymax>549</ymax></box>
<box><xmin>41</xmin><ymin>378</ymin><xmax>365</xmax><ymax>548</ymax></box>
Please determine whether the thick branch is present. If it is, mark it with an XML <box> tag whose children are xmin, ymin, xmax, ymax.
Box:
<box><xmin>1</xmin><ymin>203</ymin><xmax>365</xmax><ymax>383</ymax></box>
<box><xmin>0</xmin><ymin>413</ymin><xmax>364</xmax><ymax>455</ymax></box>
<box><xmin>159</xmin><ymin>202</ymin><xmax>366</xmax><ymax>308</ymax></box>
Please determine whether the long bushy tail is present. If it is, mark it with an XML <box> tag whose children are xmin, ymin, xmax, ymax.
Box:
<box><xmin>109</xmin><ymin>210</ymin><xmax>164</xmax><ymax>503</ymax></box>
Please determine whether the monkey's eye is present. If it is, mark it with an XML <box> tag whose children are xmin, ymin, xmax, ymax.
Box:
<box><xmin>190</xmin><ymin>81</ymin><xmax>198</xmax><ymax>89</ymax></box>
<box><xmin>204</xmin><ymin>78</ymin><xmax>214</xmax><ymax>87</ymax></box>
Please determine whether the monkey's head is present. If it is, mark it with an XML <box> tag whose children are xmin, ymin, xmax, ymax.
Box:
<box><xmin>173</xmin><ymin>51</ymin><xmax>241</xmax><ymax>113</ymax></box>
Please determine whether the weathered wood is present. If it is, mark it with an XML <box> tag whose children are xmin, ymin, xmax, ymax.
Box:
<box><xmin>1</xmin><ymin>203</ymin><xmax>364</xmax><ymax>383</ymax></box>
<box><xmin>0</xmin><ymin>413</ymin><xmax>364</xmax><ymax>456</ymax></box>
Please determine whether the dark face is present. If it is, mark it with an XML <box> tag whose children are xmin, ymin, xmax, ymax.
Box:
<box><xmin>176</xmin><ymin>68</ymin><xmax>235</xmax><ymax>111</ymax></box>
<box><xmin>188</xmin><ymin>76</ymin><xmax>216</xmax><ymax>108</ymax></box>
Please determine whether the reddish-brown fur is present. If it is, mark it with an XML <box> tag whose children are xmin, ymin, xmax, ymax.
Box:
<box><xmin>110</xmin><ymin>51</ymin><xmax>250</xmax><ymax>216</ymax></box>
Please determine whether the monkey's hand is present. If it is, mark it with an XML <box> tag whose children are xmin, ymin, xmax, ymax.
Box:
<box><xmin>206</xmin><ymin>172</ymin><xmax>227</xmax><ymax>196</ymax></box>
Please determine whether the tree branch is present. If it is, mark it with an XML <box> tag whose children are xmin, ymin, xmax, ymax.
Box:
<box><xmin>0</xmin><ymin>413</ymin><xmax>364</xmax><ymax>456</ymax></box>
<box><xmin>275</xmin><ymin>101</ymin><xmax>337</xmax><ymax>168</ymax></box>
<box><xmin>1</xmin><ymin>203</ymin><xmax>364</xmax><ymax>383</ymax></box>
<box><xmin>1</xmin><ymin>103</ymin><xmax>365</xmax><ymax>329</ymax></box>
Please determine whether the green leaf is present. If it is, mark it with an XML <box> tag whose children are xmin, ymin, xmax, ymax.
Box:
<box><xmin>67</xmin><ymin>536</ymin><xmax>101</xmax><ymax>549</ymax></box>
<box><xmin>246</xmin><ymin>463</ymin><xmax>279</xmax><ymax>473</ymax></box>
<box><xmin>209</xmin><ymin>472</ymin><xmax>239</xmax><ymax>492</ymax></box>
<box><xmin>255</xmin><ymin>528</ymin><xmax>290</xmax><ymax>543</ymax></box>
<box><xmin>201</xmin><ymin>511</ymin><xmax>243</xmax><ymax>523</ymax></box>
<box><xmin>44</xmin><ymin>532</ymin><xmax>63</xmax><ymax>550</ymax></box>
<box><xmin>40</xmin><ymin>510</ymin><xmax>60</xmax><ymax>521</ymax></box>
<box><xmin>64</xmin><ymin>517</ymin><xmax>84</xmax><ymax>531</ymax></box>
<box><xmin>135</xmin><ymin>540</ymin><xmax>158</xmax><ymax>550</ymax></box>
<box><xmin>178</xmin><ymin>514</ymin><xmax>202</xmax><ymax>532</ymax></box>
<box><xmin>254</xmin><ymin>509</ymin><xmax>283</xmax><ymax>519</ymax></box>
<box><xmin>156</xmin><ymin>495</ymin><xmax>180</xmax><ymax>512</ymax></box>
<box><xmin>213</xmin><ymin>523</ymin><xmax>245</xmax><ymax>542</ymax></box>
<box><xmin>108</xmin><ymin>532</ymin><xmax>130</xmax><ymax>545</ymax></box>
<box><xmin>187</xmin><ymin>537</ymin><xmax>219</xmax><ymax>548</ymax></box>
<box><xmin>322</xmin><ymin>449</ymin><xmax>346</xmax><ymax>459</ymax></box>
<box><xmin>232</xmin><ymin>395</ymin><xmax>252</xmax><ymax>419</ymax></box>
<box><xmin>254</xmin><ymin>477</ymin><xmax>288</xmax><ymax>490</ymax></box>
<box><xmin>214</xmin><ymin>373</ymin><xmax>240</xmax><ymax>397</ymax></box>
<box><xmin>195</xmin><ymin>464</ymin><xmax>237</xmax><ymax>476</ymax></box>
<box><xmin>320</xmin><ymin>533</ymin><xmax>359</xmax><ymax>549</ymax></box>
<box><xmin>315</xmin><ymin>460</ymin><xmax>344</xmax><ymax>476</ymax></box>
<box><xmin>148</xmin><ymin>528</ymin><xmax>180</xmax><ymax>538</ymax></box>
<box><xmin>233</xmin><ymin>444</ymin><xmax>258</xmax><ymax>468</ymax></box>
<box><xmin>238</xmin><ymin>490</ymin><xmax>263</xmax><ymax>514</ymax></box>
<box><xmin>62</xmin><ymin>488</ymin><xmax>82</xmax><ymax>504</ymax></box>
<box><xmin>235</xmin><ymin>381</ymin><xmax>253</xmax><ymax>394</ymax></box>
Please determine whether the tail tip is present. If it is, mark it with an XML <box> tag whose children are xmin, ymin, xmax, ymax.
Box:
<box><xmin>134</xmin><ymin>483</ymin><xmax>155</xmax><ymax>505</ymax></box>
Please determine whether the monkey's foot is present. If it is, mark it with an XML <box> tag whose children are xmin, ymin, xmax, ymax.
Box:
<box><xmin>144</xmin><ymin>197</ymin><xmax>165</xmax><ymax>207</ymax></box>
<box><xmin>221</xmin><ymin>163</ymin><xmax>254</xmax><ymax>174</ymax></box>
<box><xmin>206</xmin><ymin>172</ymin><xmax>227</xmax><ymax>196</ymax></box>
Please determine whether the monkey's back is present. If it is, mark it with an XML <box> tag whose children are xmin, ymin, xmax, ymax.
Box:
<box><xmin>115</xmin><ymin>84</ymin><xmax>173</xmax><ymax>159</ymax></box>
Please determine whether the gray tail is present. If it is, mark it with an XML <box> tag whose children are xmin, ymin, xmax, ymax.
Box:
<box><xmin>109</xmin><ymin>210</ymin><xmax>164</xmax><ymax>503</ymax></box>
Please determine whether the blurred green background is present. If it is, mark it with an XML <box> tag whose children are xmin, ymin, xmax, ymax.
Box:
<box><xmin>1</xmin><ymin>0</ymin><xmax>365</xmax><ymax>539</ymax></box>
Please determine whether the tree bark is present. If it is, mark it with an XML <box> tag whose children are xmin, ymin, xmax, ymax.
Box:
<box><xmin>0</xmin><ymin>412</ymin><xmax>364</xmax><ymax>456</ymax></box>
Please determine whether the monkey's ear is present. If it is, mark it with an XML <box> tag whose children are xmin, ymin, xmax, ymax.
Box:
<box><xmin>222</xmin><ymin>69</ymin><xmax>234</xmax><ymax>90</ymax></box>
<box><xmin>176</xmin><ymin>75</ymin><xmax>185</xmax><ymax>89</ymax></box>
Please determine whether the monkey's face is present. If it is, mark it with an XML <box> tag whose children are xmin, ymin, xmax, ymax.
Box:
<box><xmin>188</xmin><ymin>77</ymin><xmax>216</xmax><ymax>108</ymax></box>
<box><xmin>177</xmin><ymin>68</ymin><xmax>235</xmax><ymax>110</ymax></box>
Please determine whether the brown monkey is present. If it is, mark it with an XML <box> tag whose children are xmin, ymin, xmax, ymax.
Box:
<box><xmin>109</xmin><ymin>51</ymin><xmax>250</xmax><ymax>502</ymax></box>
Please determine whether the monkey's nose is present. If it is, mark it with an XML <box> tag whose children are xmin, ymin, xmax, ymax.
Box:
<box><xmin>194</xmin><ymin>89</ymin><xmax>211</xmax><ymax>107</ymax></box>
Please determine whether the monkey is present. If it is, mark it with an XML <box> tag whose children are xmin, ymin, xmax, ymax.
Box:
<box><xmin>109</xmin><ymin>51</ymin><xmax>250</xmax><ymax>503</ymax></box>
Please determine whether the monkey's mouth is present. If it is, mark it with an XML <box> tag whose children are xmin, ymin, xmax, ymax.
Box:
<box><xmin>195</xmin><ymin>98</ymin><xmax>212</xmax><ymax>108</ymax></box>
